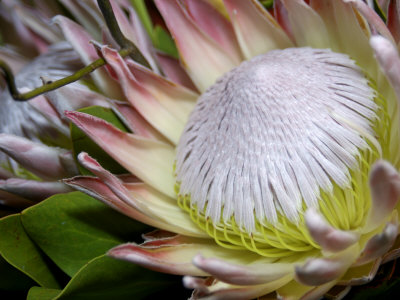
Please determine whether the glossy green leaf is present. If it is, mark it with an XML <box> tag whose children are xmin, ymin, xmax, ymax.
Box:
<box><xmin>27</xmin><ymin>287</ymin><xmax>61</xmax><ymax>300</ymax></box>
<box><xmin>70</xmin><ymin>106</ymin><xmax>129</xmax><ymax>175</ymax></box>
<box><xmin>153</xmin><ymin>25</ymin><xmax>179</xmax><ymax>59</ymax></box>
<box><xmin>21</xmin><ymin>192</ymin><xmax>150</xmax><ymax>277</ymax></box>
<box><xmin>0</xmin><ymin>215</ymin><xmax>59</xmax><ymax>289</ymax></box>
<box><xmin>51</xmin><ymin>255</ymin><xmax>184</xmax><ymax>300</ymax></box>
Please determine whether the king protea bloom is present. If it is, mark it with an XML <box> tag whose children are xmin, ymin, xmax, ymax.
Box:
<box><xmin>63</xmin><ymin>0</ymin><xmax>400</xmax><ymax>299</ymax></box>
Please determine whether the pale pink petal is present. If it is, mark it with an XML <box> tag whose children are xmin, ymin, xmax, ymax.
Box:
<box><xmin>53</xmin><ymin>16</ymin><xmax>123</xmax><ymax>99</ymax></box>
<box><xmin>281</xmin><ymin>0</ymin><xmax>330</xmax><ymax>48</ymax></box>
<box><xmin>295</xmin><ymin>245</ymin><xmax>359</xmax><ymax>286</ymax></box>
<box><xmin>344</xmin><ymin>0</ymin><xmax>395</xmax><ymax>43</ymax></box>
<box><xmin>356</xmin><ymin>218</ymin><xmax>398</xmax><ymax>265</ymax></box>
<box><xmin>305</xmin><ymin>208</ymin><xmax>360</xmax><ymax>252</ymax></box>
<box><xmin>156</xmin><ymin>52</ymin><xmax>198</xmax><ymax>91</ymax></box>
<box><xmin>224</xmin><ymin>0</ymin><xmax>293</xmax><ymax>59</ymax></box>
<box><xmin>101</xmin><ymin>47</ymin><xmax>184</xmax><ymax>144</ymax></box>
<box><xmin>183</xmin><ymin>0</ymin><xmax>242</xmax><ymax>62</ymax></box>
<box><xmin>184</xmin><ymin>274</ymin><xmax>292</xmax><ymax>300</ymax></box>
<box><xmin>364</xmin><ymin>160</ymin><xmax>400</xmax><ymax>232</ymax></box>
<box><xmin>0</xmin><ymin>134</ymin><xmax>78</xmax><ymax>180</ymax></box>
<box><xmin>0</xmin><ymin>167</ymin><xmax>14</xmax><ymax>180</ymax></box>
<box><xmin>0</xmin><ymin>47</ymin><xmax>28</xmax><ymax>74</ymax></box>
<box><xmin>388</xmin><ymin>0</ymin><xmax>400</xmax><ymax>43</ymax></box>
<box><xmin>108</xmin><ymin>242</ymin><xmax>209</xmax><ymax>276</ymax></box>
<box><xmin>191</xmin><ymin>254</ymin><xmax>293</xmax><ymax>285</ymax></box>
<box><xmin>59</xmin><ymin>0</ymin><xmax>103</xmax><ymax>39</ymax></box>
<box><xmin>0</xmin><ymin>178</ymin><xmax>71</xmax><ymax>202</ymax></box>
<box><xmin>273</xmin><ymin>0</ymin><xmax>294</xmax><ymax>41</ymax></box>
<box><xmin>65</xmin><ymin>111</ymin><xmax>176</xmax><ymax>198</ymax></box>
<box><xmin>126</xmin><ymin>60</ymin><xmax>198</xmax><ymax>123</ymax></box>
<box><xmin>111</xmin><ymin>101</ymin><xmax>167</xmax><ymax>141</ymax></box>
<box><xmin>370</xmin><ymin>35</ymin><xmax>400</xmax><ymax>105</ymax></box>
<box><xmin>64</xmin><ymin>175</ymin><xmax>182</xmax><ymax>232</ymax></box>
<box><xmin>155</xmin><ymin>0</ymin><xmax>239</xmax><ymax>92</ymax></box>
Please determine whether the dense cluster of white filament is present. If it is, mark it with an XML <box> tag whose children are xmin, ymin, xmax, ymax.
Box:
<box><xmin>176</xmin><ymin>48</ymin><xmax>377</xmax><ymax>232</ymax></box>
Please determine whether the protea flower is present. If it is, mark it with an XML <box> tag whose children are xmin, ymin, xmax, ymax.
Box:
<box><xmin>19</xmin><ymin>0</ymin><xmax>400</xmax><ymax>298</ymax></box>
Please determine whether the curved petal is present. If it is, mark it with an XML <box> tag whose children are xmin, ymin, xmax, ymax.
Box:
<box><xmin>191</xmin><ymin>254</ymin><xmax>293</xmax><ymax>285</ymax></box>
<box><xmin>0</xmin><ymin>134</ymin><xmax>77</xmax><ymax>180</ymax></box>
<box><xmin>65</xmin><ymin>111</ymin><xmax>176</xmax><ymax>198</ymax></box>
<box><xmin>155</xmin><ymin>0</ymin><xmax>239</xmax><ymax>92</ymax></box>
<box><xmin>184</xmin><ymin>275</ymin><xmax>292</xmax><ymax>300</ymax></box>
<box><xmin>344</xmin><ymin>0</ymin><xmax>395</xmax><ymax>43</ymax></box>
<box><xmin>295</xmin><ymin>244</ymin><xmax>359</xmax><ymax>286</ymax></box>
<box><xmin>356</xmin><ymin>216</ymin><xmax>398</xmax><ymax>265</ymax></box>
<box><xmin>305</xmin><ymin>208</ymin><xmax>360</xmax><ymax>252</ymax></box>
<box><xmin>338</xmin><ymin>259</ymin><xmax>381</xmax><ymax>285</ymax></box>
<box><xmin>101</xmin><ymin>47</ymin><xmax>184</xmax><ymax>144</ymax></box>
<box><xmin>370</xmin><ymin>35</ymin><xmax>400</xmax><ymax>106</ymax></box>
<box><xmin>183</xmin><ymin>0</ymin><xmax>242</xmax><ymax>62</ymax></box>
<box><xmin>156</xmin><ymin>52</ymin><xmax>198</xmax><ymax>91</ymax></box>
<box><xmin>281</xmin><ymin>0</ymin><xmax>330</xmax><ymax>48</ymax></box>
<box><xmin>364</xmin><ymin>160</ymin><xmax>400</xmax><ymax>232</ymax></box>
<box><xmin>126</xmin><ymin>60</ymin><xmax>198</xmax><ymax>123</ymax></box>
<box><xmin>224</xmin><ymin>0</ymin><xmax>293</xmax><ymax>59</ymax></box>
<box><xmin>53</xmin><ymin>16</ymin><xmax>123</xmax><ymax>99</ymax></box>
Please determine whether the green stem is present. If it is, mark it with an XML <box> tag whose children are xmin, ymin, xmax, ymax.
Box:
<box><xmin>0</xmin><ymin>48</ymin><xmax>131</xmax><ymax>101</ymax></box>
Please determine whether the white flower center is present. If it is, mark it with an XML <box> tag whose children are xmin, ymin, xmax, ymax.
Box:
<box><xmin>176</xmin><ymin>47</ymin><xmax>378</xmax><ymax>233</ymax></box>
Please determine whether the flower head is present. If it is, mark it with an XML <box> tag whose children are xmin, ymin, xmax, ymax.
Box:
<box><xmin>62</xmin><ymin>0</ymin><xmax>400</xmax><ymax>299</ymax></box>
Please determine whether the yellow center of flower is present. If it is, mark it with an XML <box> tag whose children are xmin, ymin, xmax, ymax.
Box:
<box><xmin>175</xmin><ymin>47</ymin><xmax>391</xmax><ymax>257</ymax></box>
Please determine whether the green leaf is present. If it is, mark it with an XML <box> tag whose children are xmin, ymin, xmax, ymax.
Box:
<box><xmin>153</xmin><ymin>25</ymin><xmax>179</xmax><ymax>59</ymax></box>
<box><xmin>0</xmin><ymin>215</ymin><xmax>60</xmax><ymax>289</ymax></box>
<box><xmin>70</xmin><ymin>106</ymin><xmax>129</xmax><ymax>175</ymax></box>
<box><xmin>55</xmin><ymin>255</ymin><xmax>182</xmax><ymax>300</ymax></box>
<box><xmin>21</xmin><ymin>192</ymin><xmax>150</xmax><ymax>277</ymax></box>
<box><xmin>27</xmin><ymin>287</ymin><xmax>61</xmax><ymax>300</ymax></box>
<box><xmin>0</xmin><ymin>255</ymin><xmax>35</xmax><ymax>291</ymax></box>
<box><xmin>130</xmin><ymin>0</ymin><xmax>155</xmax><ymax>41</ymax></box>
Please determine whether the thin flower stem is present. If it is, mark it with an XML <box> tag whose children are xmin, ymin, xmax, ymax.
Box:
<box><xmin>0</xmin><ymin>0</ymin><xmax>149</xmax><ymax>101</ymax></box>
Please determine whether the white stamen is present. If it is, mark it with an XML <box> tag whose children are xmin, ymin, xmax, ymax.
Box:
<box><xmin>176</xmin><ymin>48</ymin><xmax>377</xmax><ymax>232</ymax></box>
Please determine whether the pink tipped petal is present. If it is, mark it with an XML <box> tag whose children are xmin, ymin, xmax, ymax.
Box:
<box><xmin>111</xmin><ymin>102</ymin><xmax>167</xmax><ymax>141</ymax></box>
<box><xmin>281</xmin><ymin>0</ymin><xmax>330</xmax><ymax>48</ymax></box>
<box><xmin>364</xmin><ymin>160</ymin><xmax>400</xmax><ymax>232</ymax></box>
<box><xmin>101</xmin><ymin>47</ymin><xmax>184</xmax><ymax>144</ymax></box>
<box><xmin>64</xmin><ymin>175</ymin><xmax>181</xmax><ymax>232</ymax></box>
<box><xmin>184</xmin><ymin>274</ymin><xmax>292</xmax><ymax>300</ymax></box>
<box><xmin>388</xmin><ymin>0</ymin><xmax>400</xmax><ymax>43</ymax></box>
<box><xmin>273</xmin><ymin>0</ymin><xmax>294</xmax><ymax>41</ymax></box>
<box><xmin>109</xmin><ymin>0</ymin><xmax>159</xmax><ymax>72</ymax></box>
<box><xmin>183</xmin><ymin>0</ymin><xmax>242</xmax><ymax>62</ymax></box>
<box><xmin>356</xmin><ymin>219</ymin><xmax>398</xmax><ymax>265</ymax></box>
<box><xmin>108</xmin><ymin>242</ymin><xmax>209</xmax><ymax>276</ymax></box>
<box><xmin>66</xmin><ymin>111</ymin><xmax>176</xmax><ymax>197</ymax></box>
<box><xmin>53</xmin><ymin>16</ymin><xmax>123</xmax><ymax>99</ymax></box>
<box><xmin>370</xmin><ymin>35</ymin><xmax>400</xmax><ymax>104</ymax></box>
<box><xmin>0</xmin><ymin>134</ymin><xmax>78</xmax><ymax>180</ymax></box>
<box><xmin>224</xmin><ymin>0</ymin><xmax>293</xmax><ymax>59</ymax></box>
<box><xmin>344</xmin><ymin>0</ymin><xmax>395</xmax><ymax>43</ymax></box>
<box><xmin>155</xmin><ymin>0</ymin><xmax>239</xmax><ymax>92</ymax></box>
<box><xmin>305</xmin><ymin>208</ymin><xmax>360</xmax><ymax>252</ymax></box>
<box><xmin>127</xmin><ymin>60</ymin><xmax>198</xmax><ymax>123</ymax></box>
<box><xmin>156</xmin><ymin>52</ymin><xmax>198</xmax><ymax>91</ymax></box>
<box><xmin>295</xmin><ymin>245</ymin><xmax>359</xmax><ymax>286</ymax></box>
<box><xmin>192</xmin><ymin>254</ymin><xmax>293</xmax><ymax>285</ymax></box>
